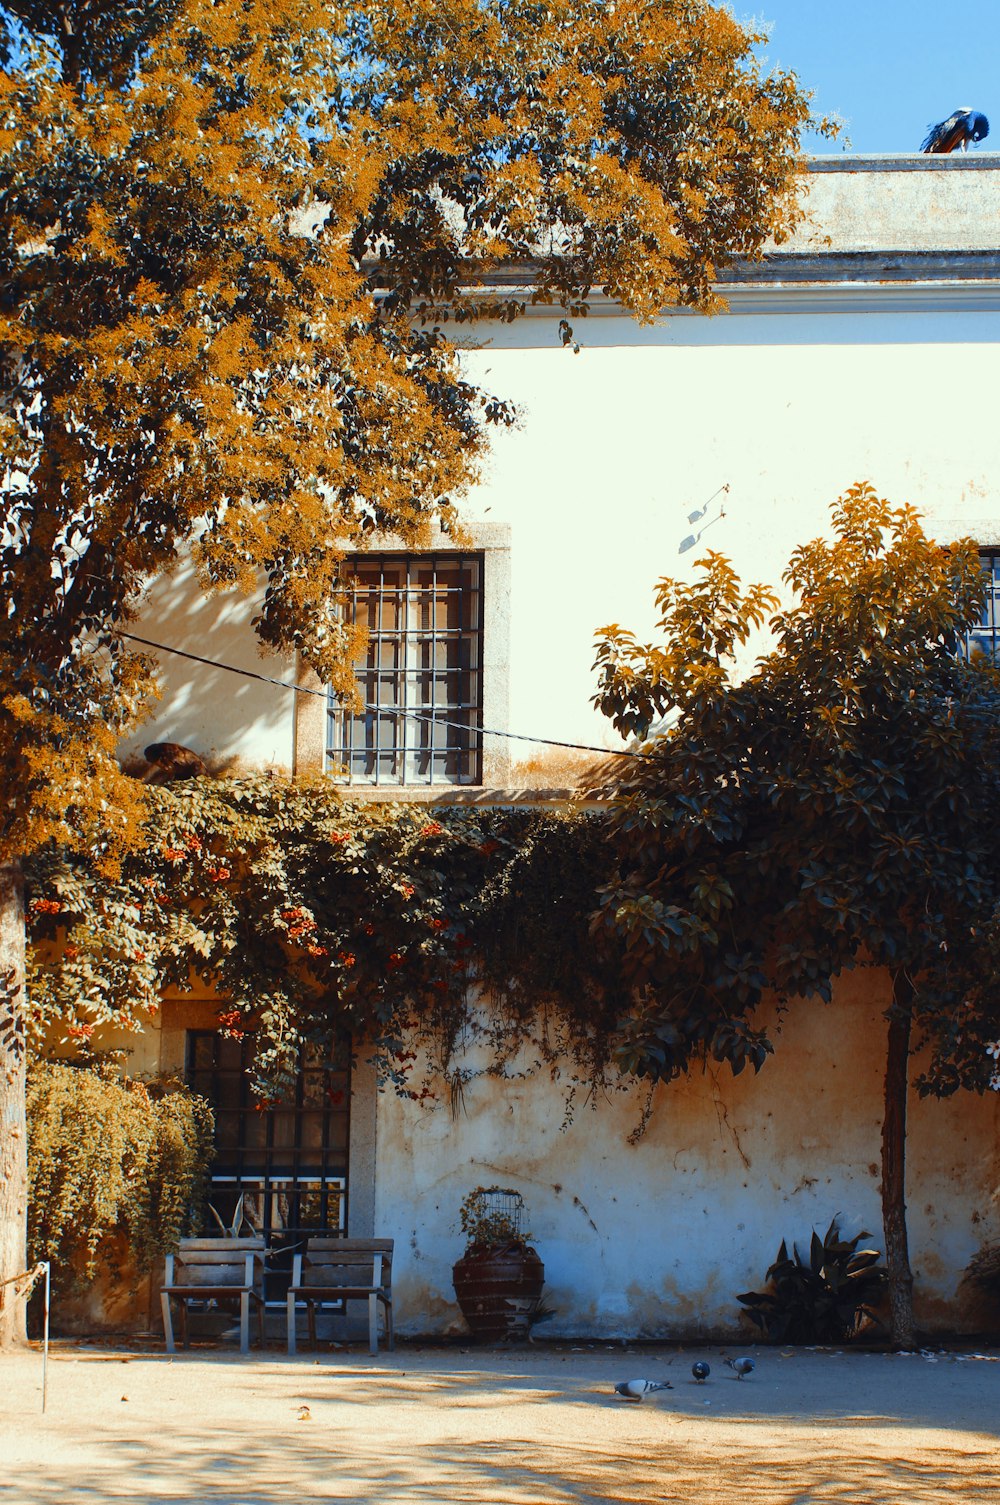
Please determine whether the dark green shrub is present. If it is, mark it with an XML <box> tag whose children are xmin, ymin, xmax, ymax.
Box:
<box><xmin>963</xmin><ymin>1243</ymin><xmax>1000</xmax><ymax>1300</ymax></box>
<box><xmin>737</xmin><ymin>1218</ymin><xmax>887</xmax><ymax>1343</ymax></box>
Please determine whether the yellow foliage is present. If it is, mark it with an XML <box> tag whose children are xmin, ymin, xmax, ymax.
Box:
<box><xmin>0</xmin><ymin>0</ymin><xmax>814</xmax><ymax>868</ymax></box>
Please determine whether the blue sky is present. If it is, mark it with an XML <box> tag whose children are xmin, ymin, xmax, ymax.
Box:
<box><xmin>739</xmin><ymin>2</ymin><xmax>1000</xmax><ymax>155</ymax></box>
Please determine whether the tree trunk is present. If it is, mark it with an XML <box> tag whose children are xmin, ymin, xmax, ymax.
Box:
<box><xmin>0</xmin><ymin>861</ymin><xmax>28</xmax><ymax>1350</ymax></box>
<box><xmin>880</xmin><ymin>968</ymin><xmax>915</xmax><ymax>1351</ymax></box>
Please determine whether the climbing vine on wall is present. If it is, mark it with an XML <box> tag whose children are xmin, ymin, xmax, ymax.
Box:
<box><xmin>25</xmin><ymin>777</ymin><xmax>629</xmax><ymax>1105</ymax></box>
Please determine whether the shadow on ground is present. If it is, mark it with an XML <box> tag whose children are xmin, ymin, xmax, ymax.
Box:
<box><xmin>5</xmin><ymin>1344</ymin><xmax>1000</xmax><ymax>1504</ymax></box>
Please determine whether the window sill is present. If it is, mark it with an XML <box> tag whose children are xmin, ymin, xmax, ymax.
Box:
<box><xmin>332</xmin><ymin>785</ymin><xmax>616</xmax><ymax>807</ymax></box>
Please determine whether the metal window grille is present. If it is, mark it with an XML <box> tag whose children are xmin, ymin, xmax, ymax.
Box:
<box><xmin>186</xmin><ymin>1030</ymin><xmax>351</xmax><ymax>1305</ymax></box>
<box><xmin>327</xmin><ymin>554</ymin><xmax>484</xmax><ymax>786</ymax></box>
<box><xmin>966</xmin><ymin>551</ymin><xmax>1000</xmax><ymax>662</ymax></box>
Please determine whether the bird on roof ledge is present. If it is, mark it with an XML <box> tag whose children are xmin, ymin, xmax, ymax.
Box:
<box><xmin>921</xmin><ymin>108</ymin><xmax>989</xmax><ymax>154</ymax></box>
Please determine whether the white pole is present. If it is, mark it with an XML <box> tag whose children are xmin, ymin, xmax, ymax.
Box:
<box><xmin>42</xmin><ymin>1263</ymin><xmax>50</xmax><ymax>1415</ymax></box>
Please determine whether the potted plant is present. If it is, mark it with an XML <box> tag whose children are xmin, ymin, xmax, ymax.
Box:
<box><xmin>452</xmin><ymin>1187</ymin><xmax>544</xmax><ymax>1343</ymax></box>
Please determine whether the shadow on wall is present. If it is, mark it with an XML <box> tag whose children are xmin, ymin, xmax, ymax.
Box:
<box><xmin>117</xmin><ymin>559</ymin><xmax>298</xmax><ymax>773</ymax></box>
<box><xmin>503</xmin><ymin>747</ymin><xmax>627</xmax><ymax>794</ymax></box>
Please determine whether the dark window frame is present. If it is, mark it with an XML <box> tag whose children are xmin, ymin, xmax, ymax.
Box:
<box><xmin>186</xmin><ymin>1031</ymin><xmax>351</xmax><ymax>1305</ymax></box>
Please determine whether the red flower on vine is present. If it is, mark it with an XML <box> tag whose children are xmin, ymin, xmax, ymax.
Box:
<box><xmin>217</xmin><ymin>1008</ymin><xmax>244</xmax><ymax>1039</ymax></box>
<box><xmin>399</xmin><ymin>883</ymin><xmax>415</xmax><ymax>900</ymax></box>
<box><xmin>67</xmin><ymin>1023</ymin><xmax>94</xmax><ymax>1040</ymax></box>
<box><xmin>30</xmin><ymin>898</ymin><xmax>62</xmax><ymax>915</ymax></box>
<box><xmin>420</xmin><ymin>821</ymin><xmax>443</xmax><ymax>838</ymax></box>
<box><xmin>337</xmin><ymin>951</ymin><xmax>356</xmax><ymax>967</ymax></box>
<box><xmin>208</xmin><ymin>866</ymin><xmax>231</xmax><ymax>883</ymax></box>
<box><xmin>161</xmin><ymin>846</ymin><xmax>185</xmax><ymax>862</ymax></box>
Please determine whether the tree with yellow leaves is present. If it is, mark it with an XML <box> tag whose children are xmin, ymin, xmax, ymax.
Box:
<box><xmin>0</xmin><ymin>0</ymin><xmax>814</xmax><ymax>1344</ymax></box>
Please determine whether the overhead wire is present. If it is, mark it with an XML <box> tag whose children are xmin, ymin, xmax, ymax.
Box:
<box><xmin>114</xmin><ymin>630</ymin><xmax>646</xmax><ymax>759</ymax></box>
<box><xmin>69</xmin><ymin>481</ymin><xmax>732</xmax><ymax>765</ymax></box>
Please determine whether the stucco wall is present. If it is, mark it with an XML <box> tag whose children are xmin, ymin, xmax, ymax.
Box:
<box><xmin>123</xmin><ymin>161</ymin><xmax>1000</xmax><ymax>778</ymax></box>
<box><xmin>118</xmin><ymin>557</ymin><xmax>299</xmax><ymax>774</ymax></box>
<box><xmin>125</xmin><ymin>303</ymin><xmax>1000</xmax><ymax>774</ymax></box>
<box><xmin>460</xmin><ymin>301</ymin><xmax>1000</xmax><ymax>765</ymax></box>
<box><xmin>787</xmin><ymin>154</ymin><xmax>1000</xmax><ymax>254</ymax></box>
<box><xmin>96</xmin><ymin>161</ymin><xmax>1000</xmax><ymax>1339</ymax></box>
<box><xmin>374</xmin><ymin>969</ymin><xmax>1000</xmax><ymax>1339</ymax></box>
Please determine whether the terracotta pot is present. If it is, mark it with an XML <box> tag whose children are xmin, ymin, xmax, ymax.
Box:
<box><xmin>452</xmin><ymin>1242</ymin><xmax>545</xmax><ymax>1343</ymax></box>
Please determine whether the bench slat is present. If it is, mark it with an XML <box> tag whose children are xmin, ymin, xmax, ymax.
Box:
<box><xmin>286</xmin><ymin>1238</ymin><xmax>394</xmax><ymax>1357</ymax></box>
<box><xmin>161</xmin><ymin>1240</ymin><xmax>266</xmax><ymax>1356</ymax></box>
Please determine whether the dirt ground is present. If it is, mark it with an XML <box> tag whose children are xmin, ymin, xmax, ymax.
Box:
<box><xmin>3</xmin><ymin>1339</ymin><xmax>1000</xmax><ymax>1504</ymax></box>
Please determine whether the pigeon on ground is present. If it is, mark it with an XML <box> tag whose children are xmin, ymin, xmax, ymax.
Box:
<box><xmin>691</xmin><ymin>1361</ymin><xmax>710</xmax><ymax>1383</ymax></box>
<box><xmin>726</xmin><ymin>1357</ymin><xmax>755</xmax><ymax>1380</ymax></box>
<box><xmin>613</xmin><ymin>1378</ymin><xmax>673</xmax><ymax>1401</ymax></box>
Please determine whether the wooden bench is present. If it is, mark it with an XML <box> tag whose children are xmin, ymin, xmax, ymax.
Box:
<box><xmin>286</xmin><ymin>1238</ymin><xmax>394</xmax><ymax>1356</ymax></box>
<box><xmin>161</xmin><ymin>1237</ymin><xmax>266</xmax><ymax>1355</ymax></box>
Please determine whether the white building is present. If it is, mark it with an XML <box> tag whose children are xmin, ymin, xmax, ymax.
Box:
<box><xmin>114</xmin><ymin>154</ymin><xmax>1000</xmax><ymax>1340</ymax></box>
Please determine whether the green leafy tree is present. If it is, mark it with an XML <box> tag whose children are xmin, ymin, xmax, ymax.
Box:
<box><xmin>0</xmin><ymin>0</ymin><xmax>816</xmax><ymax>1343</ymax></box>
<box><xmin>592</xmin><ymin>485</ymin><xmax>1000</xmax><ymax>1349</ymax></box>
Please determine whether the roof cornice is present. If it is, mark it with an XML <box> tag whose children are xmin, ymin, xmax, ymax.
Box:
<box><xmin>465</xmin><ymin>269</ymin><xmax>1000</xmax><ymax>320</ymax></box>
<box><xmin>805</xmin><ymin>152</ymin><xmax>1000</xmax><ymax>173</ymax></box>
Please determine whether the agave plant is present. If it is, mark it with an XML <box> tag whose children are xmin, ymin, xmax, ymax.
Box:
<box><xmin>963</xmin><ymin>1242</ymin><xmax>1000</xmax><ymax>1295</ymax></box>
<box><xmin>206</xmin><ymin>1193</ymin><xmax>259</xmax><ymax>1239</ymax></box>
<box><xmin>737</xmin><ymin>1217</ymin><xmax>887</xmax><ymax>1344</ymax></box>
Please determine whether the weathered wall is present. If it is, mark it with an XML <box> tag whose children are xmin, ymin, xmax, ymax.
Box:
<box><xmin>374</xmin><ymin>969</ymin><xmax>1000</xmax><ymax>1339</ymax></box>
<box><xmin>788</xmin><ymin>154</ymin><xmax>1000</xmax><ymax>253</ymax></box>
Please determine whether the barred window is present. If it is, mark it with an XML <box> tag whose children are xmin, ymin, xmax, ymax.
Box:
<box><xmin>966</xmin><ymin>551</ymin><xmax>1000</xmax><ymax>662</ymax></box>
<box><xmin>327</xmin><ymin>554</ymin><xmax>484</xmax><ymax>786</ymax></box>
<box><xmin>186</xmin><ymin>1031</ymin><xmax>351</xmax><ymax>1305</ymax></box>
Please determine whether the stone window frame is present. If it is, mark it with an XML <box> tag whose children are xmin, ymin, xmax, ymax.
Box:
<box><xmin>327</xmin><ymin>551</ymin><xmax>484</xmax><ymax>788</ymax></box>
<box><xmin>294</xmin><ymin>521</ymin><xmax>511</xmax><ymax>794</ymax></box>
<box><xmin>965</xmin><ymin>547</ymin><xmax>1000</xmax><ymax>662</ymax></box>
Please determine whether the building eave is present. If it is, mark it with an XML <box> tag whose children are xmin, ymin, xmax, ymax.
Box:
<box><xmin>806</xmin><ymin>151</ymin><xmax>1000</xmax><ymax>173</ymax></box>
